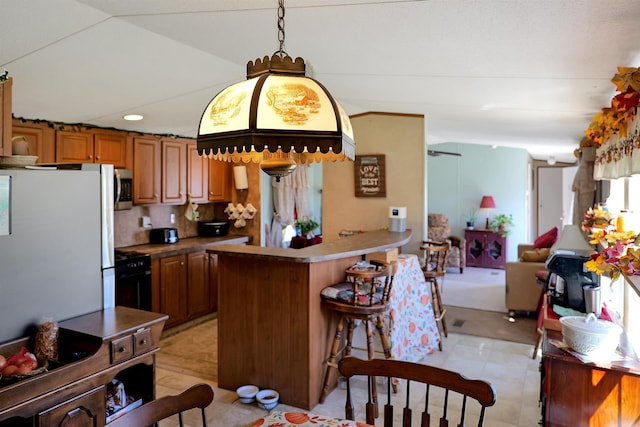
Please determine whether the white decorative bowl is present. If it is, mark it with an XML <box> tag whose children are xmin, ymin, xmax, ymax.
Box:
<box><xmin>560</xmin><ymin>313</ymin><xmax>622</xmax><ymax>356</ymax></box>
<box><xmin>256</xmin><ymin>389</ymin><xmax>279</xmax><ymax>410</ymax></box>
<box><xmin>236</xmin><ymin>385</ymin><xmax>259</xmax><ymax>404</ymax></box>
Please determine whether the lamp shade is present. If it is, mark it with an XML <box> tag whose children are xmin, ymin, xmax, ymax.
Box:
<box><xmin>550</xmin><ymin>225</ymin><xmax>594</xmax><ymax>256</ymax></box>
<box><xmin>479</xmin><ymin>195</ymin><xmax>496</xmax><ymax>209</ymax></box>
<box><xmin>197</xmin><ymin>54</ymin><xmax>355</xmax><ymax>179</ymax></box>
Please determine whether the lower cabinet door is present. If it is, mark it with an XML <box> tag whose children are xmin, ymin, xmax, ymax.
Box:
<box><xmin>38</xmin><ymin>386</ymin><xmax>105</xmax><ymax>427</ymax></box>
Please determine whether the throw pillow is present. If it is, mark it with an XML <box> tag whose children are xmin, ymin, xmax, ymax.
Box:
<box><xmin>520</xmin><ymin>248</ymin><xmax>551</xmax><ymax>262</ymax></box>
<box><xmin>533</xmin><ymin>226</ymin><xmax>558</xmax><ymax>249</ymax></box>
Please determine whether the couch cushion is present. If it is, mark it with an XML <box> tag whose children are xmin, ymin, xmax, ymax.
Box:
<box><xmin>533</xmin><ymin>227</ymin><xmax>558</xmax><ymax>249</ymax></box>
<box><xmin>520</xmin><ymin>247</ymin><xmax>551</xmax><ymax>262</ymax></box>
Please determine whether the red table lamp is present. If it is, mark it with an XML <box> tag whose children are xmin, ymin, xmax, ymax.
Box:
<box><xmin>479</xmin><ymin>195</ymin><xmax>496</xmax><ymax>229</ymax></box>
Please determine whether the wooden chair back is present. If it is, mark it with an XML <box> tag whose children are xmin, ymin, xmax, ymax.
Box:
<box><xmin>339</xmin><ymin>357</ymin><xmax>496</xmax><ymax>427</ymax></box>
<box><xmin>420</xmin><ymin>241</ymin><xmax>449</xmax><ymax>280</ymax></box>
<box><xmin>108</xmin><ymin>383</ymin><xmax>214</xmax><ymax>427</ymax></box>
<box><xmin>341</xmin><ymin>260</ymin><xmax>398</xmax><ymax>308</ymax></box>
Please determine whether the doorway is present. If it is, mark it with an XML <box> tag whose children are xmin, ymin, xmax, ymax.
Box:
<box><xmin>537</xmin><ymin>166</ymin><xmax>578</xmax><ymax>234</ymax></box>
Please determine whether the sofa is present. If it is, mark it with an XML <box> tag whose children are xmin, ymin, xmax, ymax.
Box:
<box><xmin>505</xmin><ymin>244</ymin><xmax>549</xmax><ymax>314</ymax></box>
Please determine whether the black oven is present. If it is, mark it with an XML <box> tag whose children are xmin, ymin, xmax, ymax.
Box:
<box><xmin>115</xmin><ymin>252</ymin><xmax>152</xmax><ymax>311</ymax></box>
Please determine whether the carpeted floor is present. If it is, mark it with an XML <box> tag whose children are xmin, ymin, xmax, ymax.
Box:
<box><xmin>441</xmin><ymin>266</ymin><xmax>508</xmax><ymax>312</ymax></box>
<box><xmin>445</xmin><ymin>305</ymin><xmax>538</xmax><ymax>345</ymax></box>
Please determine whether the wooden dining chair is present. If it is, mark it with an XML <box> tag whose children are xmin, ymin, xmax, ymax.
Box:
<box><xmin>339</xmin><ymin>356</ymin><xmax>497</xmax><ymax>427</ymax></box>
<box><xmin>108</xmin><ymin>383</ymin><xmax>214</xmax><ymax>427</ymax></box>
<box><xmin>420</xmin><ymin>241</ymin><xmax>449</xmax><ymax>350</ymax></box>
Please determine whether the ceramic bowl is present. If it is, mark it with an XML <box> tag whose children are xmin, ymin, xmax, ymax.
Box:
<box><xmin>236</xmin><ymin>385</ymin><xmax>259</xmax><ymax>404</ymax></box>
<box><xmin>560</xmin><ymin>313</ymin><xmax>622</xmax><ymax>356</ymax></box>
<box><xmin>256</xmin><ymin>389</ymin><xmax>279</xmax><ymax>410</ymax></box>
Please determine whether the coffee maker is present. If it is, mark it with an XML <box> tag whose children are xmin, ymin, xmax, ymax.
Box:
<box><xmin>545</xmin><ymin>253</ymin><xmax>598</xmax><ymax>312</ymax></box>
<box><xmin>544</xmin><ymin>225</ymin><xmax>598</xmax><ymax>313</ymax></box>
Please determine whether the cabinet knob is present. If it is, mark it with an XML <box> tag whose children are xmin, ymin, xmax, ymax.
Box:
<box><xmin>118</xmin><ymin>346</ymin><xmax>127</xmax><ymax>353</ymax></box>
<box><xmin>154</xmin><ymin>194</ymin><xmax>159</xmax><ymax>198</ymax></box>
<box><xmin>96</xmin><ymin>156</ymin><xmax>100</xmax><ymax>160</ymax></box>
<box><xmin>88</xmin><ymin>155</ymin><xmax>92</xmax><ymax>160</ymax></box>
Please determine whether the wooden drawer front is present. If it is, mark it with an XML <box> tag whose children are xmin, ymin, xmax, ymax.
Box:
<box><xmin>111</xmin><ymin>335</ymin><xmax>133</xmax><ymax>364</ymax></box>
<box><xmin>38</xmin><ymin>386</ymin><xmax>105</xmax><ymax>427</ymax></box>
<box><xmin>133</xmin><ymin>328</ymin><xmax>152</xmax><ymax>355</ymax></box>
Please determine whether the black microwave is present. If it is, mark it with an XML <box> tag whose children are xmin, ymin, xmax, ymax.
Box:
<box><xmin>114</xmin><ymin>168</ymin><xmax>133</xmax><ymax>210</ymax></box>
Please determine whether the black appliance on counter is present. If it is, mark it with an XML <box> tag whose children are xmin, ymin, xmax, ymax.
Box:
<box><xmin>115</xmin><ymin>252</ymin><xmax>152</xmax><ymax>311</ymax></box>
<box><xmin>545</xmin><ymin>253</ymin><xmax>598</xmax><ymax>312</ymax></box>
<box><xmin>150</xmin><ymin>227</ymin><xmax>179</xmax><ymax>244</ymax></box>
<box><xmin>198</xmin><ymin>220</ymin><xmax>229</xmax><ymax>237</ymax></box>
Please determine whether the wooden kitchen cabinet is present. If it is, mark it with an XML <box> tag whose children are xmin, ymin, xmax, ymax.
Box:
<box><xmin>12</xmin><ymin>119</ymin><xmax>56</xmax><ymax>164</ymax></box>
<box><xmin>56</xmin><ymin>129</ymin><xmax>126</xmax><ymax>167</ymax></box>
<box><xmin>0</xmin><ymin>77</ymin><xmax>12</xmax><ymax>156</ymax></box>
<box><xmin>187</xmin><ymin>251</ymin><xmax>211</xmax><ymax>319</ymax></box>
<box><xmin>133</xmin><ymin>137</ymin><xmax>161</xmax><ymax>204</ymax></box>
<box><xmin>0</xmin><ymin>307</ymin><xmax>166</xmax><ymax>427</ymax></box>
<box><xmin>152</xmin><ymin>249</ymin><xmax>219</xmax><ymax>330</ymax></box>
<box><xmin>187</xmin><ymin>141</ymin><xmax>209</xmax><ymax>203</ymax></box>
<box><xmin>161</xmin><ymin>138</ymin><xmax>187</xmax><ymax>205</ymax></box>
<box><xmin>208</xmin><ymin>252</ymin><xmax>219</xmax><ymax>312</ymax></box>
<box><xmin>208</xmin><ymin>159</ymin><xmax>232</xmax><ymax>202</ymax></box>
<box><xmin>158</xmin><ymin>254</ymin><xmax>188</xmax><ymax>329</ymax></box>
<box><xmin>134</xmin><ymin>137</ymin><xmax>191</xmax><ymax>206</ymax></box>
<box><xmin>465</xmin><ymin>229</ymin><xmax>507</xmax><ymax>269</ymax></box>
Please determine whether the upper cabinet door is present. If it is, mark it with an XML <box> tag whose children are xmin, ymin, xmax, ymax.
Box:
<box><xmin>161</xmin><ymin>139</ymin><xmax>187</xmax><ymax>204</ymax></box>
<box><xmin>56</xmin><ymin>131</ymin><xmax>94</xmax><ymax>163</ymax></box>
<box><xmin>133</xmin><ymin>137</ymin><xmax>161</xmax><ymax>204</ymax></box>
<box><xmin>12</xmin><ymin>120</ymin><xmax>55</xmax><ymax>164</ymax></box>
<box><xmin>187</xmin><ymin>141</ymin><xmax>208</xmax><ymax>203</ymax></box>
<box><xmin>93</xmin><ymin>130</ymin><xmax>126</xmax><ymax>168</ymax></box>
<box><xmin>208</xmin><ymin>159</ymin><xmax>232</xmax><ymax>202</ymax></box>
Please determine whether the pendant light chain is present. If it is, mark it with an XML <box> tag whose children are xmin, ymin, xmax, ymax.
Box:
<box><xmin>275</xmin><ymin>0</ymin><xmax>287</xmax><ymax>57</ymax></box>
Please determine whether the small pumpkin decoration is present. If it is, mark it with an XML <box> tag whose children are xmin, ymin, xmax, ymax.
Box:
<box><xmin>284</xmin><ymin>412</ymin><xmax>310</xmax><ymax>424</ymax></box>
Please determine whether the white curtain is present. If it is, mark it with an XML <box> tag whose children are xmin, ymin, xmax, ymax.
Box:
<box><xmin>594</xmin><ymin>114</ymin><xmax>640</xmax><ymax>180</ymax></box>
<box><xmin>266</xmin><ymin>164</ymin><xmax>311</xmax><ymax>248</ymax></box>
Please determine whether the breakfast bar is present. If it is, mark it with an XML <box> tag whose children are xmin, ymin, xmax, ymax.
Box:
<box><xmin>208</xmin><ymin>229</ymin><xmax>439</xmax><ymax>410</ymax></box>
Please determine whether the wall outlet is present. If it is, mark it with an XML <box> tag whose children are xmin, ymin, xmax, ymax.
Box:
<box><xmin>170</xmin><ymin>213</ymin><xmax>176</xmax><ymax>224</ymax></box>
<box><xmin>141</xmin><ymin>216</ymin><xmax>152</xmax><ymax>228</ymax></box>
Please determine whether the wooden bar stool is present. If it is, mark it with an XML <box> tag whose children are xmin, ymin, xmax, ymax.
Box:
<box><xmin>421</xmin><ymin>241</ymin><xmax>449</xmax><ymax>351</ymax></box>
<box><xmin>319</xmin><ymin>261</ymin><xmax>397</xmax><ymax>410</ymax></box>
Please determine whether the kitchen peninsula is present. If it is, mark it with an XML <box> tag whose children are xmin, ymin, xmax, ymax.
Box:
<box><xmin>208</xmin><ymin>229</ymin><xmax>412</xmax><ymax>409</ymax></box>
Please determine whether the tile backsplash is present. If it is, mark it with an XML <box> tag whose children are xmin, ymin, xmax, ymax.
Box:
<box><xmin>114</xmin><ymin>203</ymin><xmax>228</xmax><ymax>248</ymax></box>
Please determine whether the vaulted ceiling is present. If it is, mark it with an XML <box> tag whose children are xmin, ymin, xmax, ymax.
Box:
<box><xmin>3</xmin><ymin>0</ymin><xmax>639</xmax><ymax>163</ymax></box>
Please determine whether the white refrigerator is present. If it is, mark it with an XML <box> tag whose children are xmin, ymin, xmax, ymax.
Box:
<box><xmin>0</xmin><ymin>164</ymin><xmax>115</xmax><ymax>343</ymax></box>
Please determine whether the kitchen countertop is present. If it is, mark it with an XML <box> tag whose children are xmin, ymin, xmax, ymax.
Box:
<box><xmin>116</xmin><ymin>235</ymin><xmax>252</xmax><ymax>259</ymax></box>
<box><xmin>207</xmin><ymin>229</ymin><xmax>411</xmax><ymax>263</ymax></box>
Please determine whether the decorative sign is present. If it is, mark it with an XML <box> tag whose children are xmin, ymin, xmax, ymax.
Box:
<box><xmin>355</xmin><ymin>154</ymin><xmax>386</xmax><ymax>197</ymax></box>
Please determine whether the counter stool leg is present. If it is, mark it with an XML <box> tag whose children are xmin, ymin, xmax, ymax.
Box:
<box><xmin>345</xmin><ymin>318</ymin><xmax>356</xmax><ymax>357</ymax></box>
<box><xmin>374</xmin><ymin>314</ymin><xmax>398</xmax><ymax>393</ymax></box>
<box><xmin>320</xmin><ymin>315</ymin><xmax>345</xmax><ymax>403</ymax></box>
<box><xmin>364</xmin><ymin>319</ymin><xmax>379</xmax><ymax>419</ymax></box>
<box><xmin>430</xmin><ymin>279</ymin><xmax>447</xmax><ymax>351</ymax></box>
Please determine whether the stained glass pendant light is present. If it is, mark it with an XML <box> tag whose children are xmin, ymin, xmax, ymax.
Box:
<box><xmin>197</xmin><ymin>0</ymin><xmax>355</xmax><ymax>181</ymax></box>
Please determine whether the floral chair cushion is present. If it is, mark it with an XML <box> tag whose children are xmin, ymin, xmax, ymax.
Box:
<box><xmin>320</xmin><ymin>281</ymin><xmax>384</xmax><ymax>306</ymax></box>
<box><xmin>251</xmin><ymin>411</ymin><xmax>373</xmax><ymax>427</ymax></box>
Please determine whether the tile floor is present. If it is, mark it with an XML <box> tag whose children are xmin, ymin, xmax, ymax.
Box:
<box><xmin>155</xmin><ymin>330</ymin><xmax>543</xmax><ymax>426</ymax></box>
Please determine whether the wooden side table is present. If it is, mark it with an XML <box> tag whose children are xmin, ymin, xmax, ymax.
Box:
<box><xmin>540</xmin><ymin>328</ymin><xmax>640</xmax><ymax>426</ymax></box>
<box><xmin>464</xmin><ymin>229</ymin><xmax>507</xmax><ymax>269</ymax></box>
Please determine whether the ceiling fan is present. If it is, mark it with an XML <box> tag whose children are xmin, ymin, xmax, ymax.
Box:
<box><xmin>427</xmin><ymin>149</ymin><xmax>462</xmax><ymax>157</ymax></box>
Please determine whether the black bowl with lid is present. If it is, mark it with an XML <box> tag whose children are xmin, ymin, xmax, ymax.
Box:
<box><xmin>198</xmin><ymin>221</ymin><xmax>229</xmax><ymax>237</ymax></box>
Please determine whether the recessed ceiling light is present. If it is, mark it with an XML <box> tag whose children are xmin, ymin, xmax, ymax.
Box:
<box><xmin>123</xmin><ymin>114</ymin><xmax>143</xmax><ymax>121</ymax></box>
